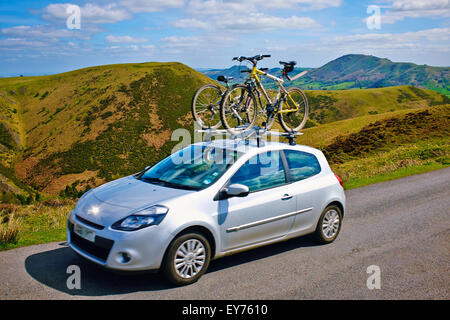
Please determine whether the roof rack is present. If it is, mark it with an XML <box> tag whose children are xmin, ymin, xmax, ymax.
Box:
<box><xmin>196</xmin><ymin>126</ymin><xmax>303</xmax><ymax>147</ymax></box>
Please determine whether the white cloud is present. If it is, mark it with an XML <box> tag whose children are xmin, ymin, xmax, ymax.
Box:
<box><xmin>381</xmin><ymin>0</ymin><xmax>450</xmax><ymax>24</ymax></box>
<box><xmin>391</xmin><ymin>0</ymin><xmax>449</xmax><ymax>11</ymax></box>
<box><xmin>106</xmin><ymin>35</ymin><xmax>148</xmax><ymax>43</ymax></box>
<box><xmin>1</xmin><ymin>25</ymin><xmax>89</xmax><ymax>39</ymax></box>
<box><xmin>175</xmin><ymin>1</ymin><xmax>324</xmax><ymax>31</ymax></box>
<box><xmin>261</xmin><ymin>0</ymin><xmax>342</xmax><ymax>11</ymax></box>
<box><xmin>0</xmin><ymin>38</ymin><xmax>50</xmax><ymax>49</ymax></box>
<box><xmin>119</xmin><ymin>0</ymin><xmax>186</xmax><ymax>13</ymax></box>
<box><xmin>161</xmin><ymin>35</ymin><xmax>237</xmax><ymax>48</ymax></box>
<box><xmin>173</xmin><ymin>18</ymin><xmax>211</xmax><ymax>29</ymax></box>
<box><xmin>221</xmin><ymin>14</ymin><xmax>320</xmax><ymax>30</ymax></box>
<box><xmin>42</xmin><ymin>3</ymin><xmax>131</xmax><ymax>24</ymax></box>
<box><xmin>321</xmin><ymin>28</ymin><xmax>450</xmax><ymax>53</ymax></box>
<box><xmin>186</xmin><ymin>0</ymin><xmax>341</xmax><ymax>15</ymax></box>
<box><xmin>174</xmin><ymin>13</ymin><xmax>320</xmax><ymax>30</ymax></box>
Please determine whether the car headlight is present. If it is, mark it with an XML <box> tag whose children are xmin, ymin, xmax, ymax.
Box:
<box><xmin>111</xmin><ymin>205</ymin><xmax>169</xmax><ymax>231</ymax></box>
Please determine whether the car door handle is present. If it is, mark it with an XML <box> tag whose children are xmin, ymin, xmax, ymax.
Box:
<box><xmin>281</xmin><ymin>194</ymin><xmax>293</xmax><ymax>200</ymax></box>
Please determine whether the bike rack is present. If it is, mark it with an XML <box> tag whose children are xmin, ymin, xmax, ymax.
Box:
<box><xmin>196</xmin><ymin>126</ymin><xmax>303</xmax><ymax>147</ymax></box>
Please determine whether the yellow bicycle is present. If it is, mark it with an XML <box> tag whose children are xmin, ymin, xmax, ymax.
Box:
<box><xmin>220</xmin><ymin>54</ymin><xmax>309</xmax><ymax>134</ymax></box>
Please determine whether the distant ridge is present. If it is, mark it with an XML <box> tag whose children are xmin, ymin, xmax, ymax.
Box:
<box><xmin>199</xmin><ymin>54</ymin><xmax>450</xmax><ymax>95</ymax></box>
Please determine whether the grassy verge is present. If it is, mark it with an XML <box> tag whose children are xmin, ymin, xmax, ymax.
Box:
<box><xmin>340</xmin><ymin>161</ymin><xmax>448</xmax><ymax>190</ymax></box>
<box><xmin>324</xmin><ymin>105</ymin><xmax>450</xmax><ymax>189</ymax></box>
<box><xmin>0</xmin><ymin>200</ymin><xmax>74</xmax><ymax>251</ymax></box>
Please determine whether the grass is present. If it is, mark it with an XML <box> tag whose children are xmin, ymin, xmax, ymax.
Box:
<box><xmin>304</xmin><ymin>85</ymin><xmax>448</xmax><ymax>125</ymax></box>
<box><xmin>0</xmin><ymin>62</ymin><xmax>213</xmax><ymax>196</ymax></box>
<box><xmin>320</xmin><ymin>105</ymin><xmax>450</xmax><ymax>189</ymax></box>
<box><xmin>331</xmin><ymin>137</ymin><xmax>449</xmax><ymax>189</ymax></box>
<box><xmin>0</xmin><ymin>201</ymin><xmax>74</xmax><ymax>250</ymax></box>
<box><xmin>341</xmin><ymin>162</ymin><xmax>447</xmax><ymax>190</ymax></box>
<box><xmin>0</xmin><ymin>214</ymin><xmax>21</xmax><ymax>245</ymax></box>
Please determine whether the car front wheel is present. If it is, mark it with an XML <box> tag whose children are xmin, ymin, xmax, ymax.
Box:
<box><xmin>161</xmin><ymin>232</ymin><xmax>211</xmax><ymax>286</ymax></box>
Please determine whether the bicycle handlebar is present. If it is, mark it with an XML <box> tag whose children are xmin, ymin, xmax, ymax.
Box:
<box><xmin>232</xmin><ymin>54</ymin><xmax>271</xmax><ymax>63</ymax></box>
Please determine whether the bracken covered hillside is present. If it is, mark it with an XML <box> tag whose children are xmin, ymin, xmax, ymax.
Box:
<box><xmin>0</xmin><ymin>62</ymin><xmax>212</xmax><ymax>201</ymax></box>
<box><xmin>0</xmin><ymin>61</ymin><xmax>449</xmax><ymax>203</ymax></box>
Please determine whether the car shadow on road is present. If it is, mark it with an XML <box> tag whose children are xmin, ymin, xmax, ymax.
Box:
<box><xmin>24</xmin><ymin>236</ymin><xmax>321</xmax><ymax>297</ymax></box>
<box><xmin>207</xmin><ymin>234</ymin><xmax>320</xmax><ymax>273</ymax></box>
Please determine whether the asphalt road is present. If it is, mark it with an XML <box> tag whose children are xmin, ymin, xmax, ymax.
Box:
<box><xmin>0</xmin><ymin>168</ymin><xmax>449</xmax><ymax>299</ymax></box>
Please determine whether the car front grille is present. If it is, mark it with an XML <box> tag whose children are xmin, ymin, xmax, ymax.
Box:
<box><xmin>68</xmin><ymin>221</ymin><xmax>114</xmax><ymax>262</ymax></box>
<box><xmin>75</xmin><ymin>214</ymin><xmax>104</xmax><ymax>230</ymax></box>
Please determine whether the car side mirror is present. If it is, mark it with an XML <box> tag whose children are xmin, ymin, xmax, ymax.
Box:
<box><xmin>223</xmin><ymin>184</ymin><xmax>249</xmax><ymax>198</ymax></box>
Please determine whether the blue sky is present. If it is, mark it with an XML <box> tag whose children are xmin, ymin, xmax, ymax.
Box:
<box><xmin>0</xmin><ymin>0</ymin><xmax>449</xmax><ymax>76</ymax></box>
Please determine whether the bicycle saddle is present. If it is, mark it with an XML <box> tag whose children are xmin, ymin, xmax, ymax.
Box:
<box><xmin>279</xmin><ymin>61</ymin><xmax>297</xmax><ymax>73</ymax></box>
<box><xmin>217</xmin><ymin>75</ymin><xmax>233</xmax><ymax>83</ymax></box>
<box><xmin>279</xmin><ymin>61</ymin><xmax>297</xmax><ymax>66</ymax></box>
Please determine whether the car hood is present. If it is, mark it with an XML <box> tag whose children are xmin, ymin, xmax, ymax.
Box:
<box><xmin>74</xmin><ymin>175</ymin><xmax>193</xmax><ymax>226</ymax></box>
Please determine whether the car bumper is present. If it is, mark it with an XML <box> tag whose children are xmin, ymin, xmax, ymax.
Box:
<box><xmin>67</xmin><ymin>213</ymin><xmax>173</xmax><ymax>271</ymax></box>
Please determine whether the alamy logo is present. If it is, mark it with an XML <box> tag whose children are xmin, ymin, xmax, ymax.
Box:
<box><xmin>66</xmin><ymin>265</ymin><xmax>81</xmax><ymax>289</ymax></box>
<box><xmin>66</xmin><ymin>5</ymin><xmax>81</xmax><ymax>30</ymax></box>
<box><xmin>366</xmin><ymin>265</ymin><xmax>381</xmax><ymax>290</ymax></box>
<box><xmin>366</xmin><ymin>5</ymin><xmax>381</xmax><ymax>30</ymax></box>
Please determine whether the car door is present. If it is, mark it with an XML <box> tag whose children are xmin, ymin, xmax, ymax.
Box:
<box><xmin>282</xmin><ymin>149</ymin><xmax>323</xmax><ymax>234</ymax></box>
<box><xmin>217</xmin><ymin>150</ymin><xmax>296</xmax><ymax>251</ymax></box>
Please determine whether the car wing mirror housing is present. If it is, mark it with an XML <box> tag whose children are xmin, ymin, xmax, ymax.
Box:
<box><xmin>217</xmin><ymin>183</ymin><xmax>249</xmax><ymax>200</ymax></box>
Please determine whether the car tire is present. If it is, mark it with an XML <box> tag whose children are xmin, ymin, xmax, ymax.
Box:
<box><xmin>314</xmin><ymin>205</ymin><xmax>343</xmax><ymax>244</ymax></box>
<box><xmin>161</xmin><ymin>232</ymin><xmax>211</xmax><ymax>286</ymax></box>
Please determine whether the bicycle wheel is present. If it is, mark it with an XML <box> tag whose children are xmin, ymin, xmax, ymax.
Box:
<box><xmin>220</xmin><ymin>84</ymin><xmax>257</xmax><ymax>135</ymax></box>
<box><xmin>278</xmin><ymin>87</ymin><xmax>309</xmax><ymax>132</ymax></box>
<box><xmin>191</xmin><ymin>83</ymin><xmax>223</xmax><ymax>129</ymax></box>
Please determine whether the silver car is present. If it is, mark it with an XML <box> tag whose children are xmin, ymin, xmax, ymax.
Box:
<box><xmin>67</xmin><ymin>139</ymin><xmax>345</xmax><ymax>285</ymax></box>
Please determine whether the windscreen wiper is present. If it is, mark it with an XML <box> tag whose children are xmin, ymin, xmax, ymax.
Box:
<box><xmin>140</xmin><ymin>177</ymin><xmax>199</xmax><ymax>191</ymax></box>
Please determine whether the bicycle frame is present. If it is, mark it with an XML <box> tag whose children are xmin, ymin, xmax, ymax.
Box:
<box><xmin>249</xmin><ymin>65</ymin><xmax>299</xmax><ymax>114</ymax></box>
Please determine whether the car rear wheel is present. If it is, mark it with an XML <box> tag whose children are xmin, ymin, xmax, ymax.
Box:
<box><xmin>161</xmin><ymin>232</ymin><xmax>211</xmax><ymax>286</ymax></box>
<box><xmin>314</xmin><ymin>205</ymin><xmax>342</xmax><ymax>244</ymax></box>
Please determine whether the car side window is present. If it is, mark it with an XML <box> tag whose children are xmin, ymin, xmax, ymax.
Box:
<box><xmin>284</xmin><ymin>150</ymin><xmax>321</xmax><ymax>182</ymax></box>
<box><xmin>230</xmin><ymin>151</ymin><xmax>286</xmax><ymax>192</ymax></box>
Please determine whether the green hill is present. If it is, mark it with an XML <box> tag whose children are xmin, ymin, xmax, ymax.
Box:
<box><xmin>0</xmin><ymin>62</ymin><xmax>449</xmax><ymax>250</ymax></box>
<box><xmin>200</xmin><ymin>54</ymin><xmax>450</xmax><ymax>95</ymax></box>
<box><xmin>304</xmin><ymin>85</ymin><xmax>449</xmax><ymax>127</ymax></box>
<box><xmin>298</xmin><ymin>104</ymin><xmax>449</xmax><ymax>189</ymax></box>
<box><xmin>0</xmin><ymin>62</ymin><xmax>212</xmax><ymax>201</ymax></box>
<box><xmin>297</xmin><ymin>54</ymin><xmax>450</xmax><ymax>95</ymax></box>
<box><xmin>0</xmin><ymin>62</ymin><xmax>448</xmax><ymax>204</ymax></box>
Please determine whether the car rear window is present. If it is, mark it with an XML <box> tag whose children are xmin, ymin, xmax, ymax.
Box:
<box><xmin>284</xmin><ymin>150</ymin><xmax>321</xmax><ymax>182</ymax></box>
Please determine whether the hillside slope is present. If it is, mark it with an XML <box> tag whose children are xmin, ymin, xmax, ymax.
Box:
<box><xmin>298</xmin><ymin>54</ymin><xmax>450</xmax><ymax>94</ymax></box>
<box><xmin>200</xmin><ymin>54</ymin><xmax>450</xmax><ymax>95</ymax></box>
<box><xmin>0</xmin><ymin>62</ymin><xmax>448</xmax><ymax>202</ymax></box>
<box><xmin>314</xmin><ymin>104</ymin><xmax>450</xmax><ymax>188</ymax></box>
<box><xmin>304</xmin><ymin>85</ymin><xmax>449</xmax><ymax>126</ymax></box>
<box><xmin>0</xmin><ymin>62</ymin><xmax>212</xmax><ymax>199</ymax></box>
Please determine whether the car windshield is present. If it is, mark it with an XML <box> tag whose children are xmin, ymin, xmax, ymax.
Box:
<box><xmin>136</xmin><ymin>145</ymin><xmax>243</xmax><ymax>190</ymax></box>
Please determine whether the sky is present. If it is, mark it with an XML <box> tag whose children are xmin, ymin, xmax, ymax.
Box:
<box><xmin>0</xmin><ymin>0</ymin><xmax>449</xmax><ymax>76</ymax></box>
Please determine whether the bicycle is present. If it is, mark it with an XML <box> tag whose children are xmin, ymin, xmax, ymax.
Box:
<box><xmin>219</xmin><ymin>54</ymin><xmax>309</xmax><ymax>135</ymax></box>
<box><xmin>191</xmin><ymin>75</ymin><xmax>233</xmax><ymax>129</ymax></box>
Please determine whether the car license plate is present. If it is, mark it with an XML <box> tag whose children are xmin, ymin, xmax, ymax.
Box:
<box><xmin>74</xmin><ymin>223</ymin><xmax>96</xmax><ymax>242</ymax></box>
